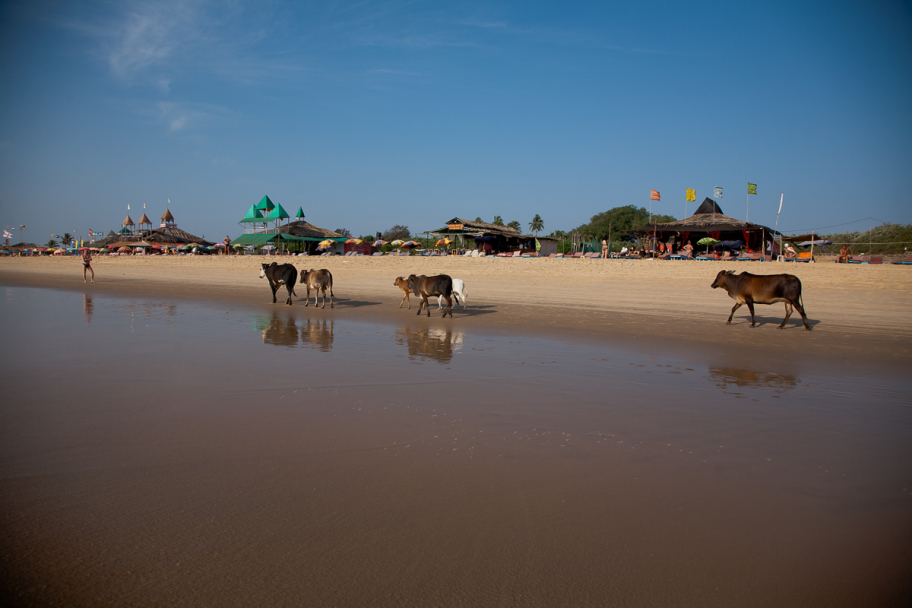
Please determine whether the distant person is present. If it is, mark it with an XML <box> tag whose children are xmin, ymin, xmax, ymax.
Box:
<box><xmin>82</xmin><ymin>249</ymin><xmax>94</xmax><ymax>283</ymax></box>
<box><xmin>683</xmin><ymin>240</ymin><xmax>694</xmax><ymax>255</ymax></box>
<box><xmin>224</xmin><ymin>236</ymin><xmax>231</xmax><ymax>255</ymax></box>
<box><xmin>601</xmin><ymin>239</ymin><xmax>608</xmax><ymax>259</ymax></box>
<box><xmin>837</xmin><ymin>244</ymin><xmax>853</xmax><ymax>263</ymax></box>
<box><xmin>620</xmin><ymin>246</ymin><xmax>628</xmax><ymax>256</ymax></box>
<box><xmin>785</xmin><ymin>244</ymin><xmax>797</xmax><ymax>259</ymax></box>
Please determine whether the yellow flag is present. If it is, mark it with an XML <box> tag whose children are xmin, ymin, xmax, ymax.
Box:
<box><xmin>686</xmin><ymin>188</ymin><xmax>696</xmax><ymax>202</ymax></box>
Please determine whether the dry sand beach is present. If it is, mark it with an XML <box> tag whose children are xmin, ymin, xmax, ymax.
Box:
<box><xmin>1</xmin><ymin>255</ymin><xmax>911</xmax><ymax>607</ymax></box>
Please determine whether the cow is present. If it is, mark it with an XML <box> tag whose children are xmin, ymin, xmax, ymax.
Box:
<box><xmin>407</xmin><ymin>274</ymin><xmax>453</xmax><ymax>318</ymax></box>
<box><xmin>300</xmin><ymin>268</ymin><xmax>334</xmax><ymax>308</ymax></box>
<box><xmin>260</xmin><ymin>263</ymin><xmax>297</xmax><ymax>305</ymax></box>
<box><xmin>437</xmin><ymin>278</ymin><xmax>468</xmax><ymax>310</ymax></box>
<box><xmin>711</xmin><ymin>270</ymin><xmax>810</xmax><ymax>330</ymax></box>
<box><xmin>394</xmin><ymin>276</ymin><xmax>412</xmax><ymax>309</ymax></box>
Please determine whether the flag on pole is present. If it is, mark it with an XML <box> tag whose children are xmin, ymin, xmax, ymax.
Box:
<box><xmin>168</xmin><ymin>198</ymin><xmax>171</xmax><ymax>204</ymax></box>
<box><xmin>3</xmin><ymin>230</ymin><xmax>11</xmax><ymax>239</ymax></box>
<box><xmin>747</xmin><ymin>183</ymin><xmax>757</xmax><ymax>195</ymax></box>
<box><xmin>713</xmin><ymin>187</ymin><xmax>723</xmax><ymax>199</ymax></box>
<box><xmin>685</xmin><ymin>188</ymin><xmax>696</xmax><ymax>202</ymax></box>
<box><xmin>127</xmin><ymin>204</ymin><xmax>130</xmax><ymax>210</ymax></box>
<box><xmin>650</xmin><ymin>189</ymin><xmax>661</xmax><ymax>201</ymax></box>
<box><xmin>143</xmin><ymin>203</ymin><xmax>146</xmax><ymax>209</ymax></box>
<box><xmin>778</xmin><ymin>194</ymin><xmax>784</xmax><ymax>215</ymax></box>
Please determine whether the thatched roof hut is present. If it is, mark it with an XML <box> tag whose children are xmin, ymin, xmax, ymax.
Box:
<box><xmin>633</xmin><ymin>198</ymin><xmax>779</xmax><ymax>251</ymax></box>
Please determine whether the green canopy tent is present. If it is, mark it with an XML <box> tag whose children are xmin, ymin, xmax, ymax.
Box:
<box><xmin>230</xmin><ymin>233</ymin><xmax>346</xmax><ymax>254</ymax></box>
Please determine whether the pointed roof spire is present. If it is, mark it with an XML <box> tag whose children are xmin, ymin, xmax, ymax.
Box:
<box><xmin>138</xmin><ymin>213</ymin><xmax>152</xmax><ymax>225</ymax></box>
<box><xmin>295</xmin><ymin>207</ymin><xmax>305</xmax><ymax>219</ymax></box>
<box><xmin>266</xmin><ymin>203</ymin><xmax>290</xmax><ymax>220</ymax></box>
<box><xmin>123</xmin><ymin>215</ymin><xmax>135</xmax><ymax>226</ymax></box>
<box><xmin>161</xmin><ymin>209</ymin><xmax>175</xmax><ymax>222</ymax></box>
<box><xmin>254</xmin><ymin>195</ymin><xmax>275</xmax><ymax>212</ymax></box>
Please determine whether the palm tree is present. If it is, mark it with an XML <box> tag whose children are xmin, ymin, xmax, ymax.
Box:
<box><xmin>529</xmin><ymin>214</ymin><xmax>544</xmax><ymax>235</ymax></box>
<box><xmin>493</xmin><ymin>216</ymin><xmax>504</xmax><ymax>226</ymax></box>
<box><xmin>62</xmin><ymin>233</ymin><xmax>71</xmax><ymax>247</ymax></box>
<box><xmin>46</xmin><ymin>239</ymin><xmax>57</xmax><ymax>249</ymax></box>
<box><xmin>507</xmin><ymin>220</ymin><xmax>521</xmax><ymax>231</ymax></box>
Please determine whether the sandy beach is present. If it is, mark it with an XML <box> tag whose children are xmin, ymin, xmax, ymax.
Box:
<box><xmin>2</xmin><ymin>254</ymin><xmax>910</xmax><ymax>373</ymax></box>
<box><xmin>1</xmin><ymin>255</ymin><xmax>911</xmax><ymax>607</ymax></box>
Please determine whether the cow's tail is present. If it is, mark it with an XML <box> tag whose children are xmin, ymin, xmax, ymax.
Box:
<box><xmin>329</xmin><ymin>275</ymin><xmax>334</xmax><ymax>297</ymax></box>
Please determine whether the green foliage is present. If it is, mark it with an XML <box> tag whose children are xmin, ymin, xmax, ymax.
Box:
<box><xmin>46</xmin><ymin>239</ymin><xmax>57</xmax><ymax>249</ymax></box>
<box><xmin>62</xmin><ymin>233</ymin><xmax>71</xmax><ymax>246</ymax></box>
<box><xmin>334</xmin><ymin>228</ymin><xmax>352</xmax><ymax>237</ymax></box>
<box><xmin>381</xmin><ymin>225</ymin><xmax>410</xmax><ymax>241</ymax></box>
<box><xmin>529</xmin><ymin>214</ymin><xmax>544</xmax><ymax>234</ymax></box>
<box><xmin>492</xmin><ymin>215</ymin><xmax>504</xmax><ymax>226</ymax></box>
<box><xmin>809</xmin><ymin>223</ymin><xmax>912</xmax><ymax>256</ymax></box>
<box><xmin>574</xmin><ymin>205</ymin><xmax>676</xmax><ymax>241</ymax></box>
<box><xmin>474</xmin><ymin>217</ymin><xmax>483</xmax><ymax>222</ymax></box>
<box><xmin>507</xmin><ymin>220</ymin><xmax>521</xmax><ymax>231</ymax></box>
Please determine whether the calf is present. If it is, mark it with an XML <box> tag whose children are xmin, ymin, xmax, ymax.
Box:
<box><xmin>394</xmin><ymin>276</ymin><xmax>412</xmax><ymax>308</ymax></box>
<box><xmin>407</xmin><ymin>274</ymin><xmax>453</xmax><ymax>318</ymax></box>
<box><xmin>300</xmin><ymin>268</ymin><xmax>334</xmax><ymax>308</ymax></box>
<box><xmin>711</xmin><ymin>270</ymin><xmax>810</xmax><ymax>330</ymax></box>
<box><xmin>437</xmin><ymin>278</ymin><xmax>468</xmax><ymax>310</ymax></box>
<box><xmin>260</xmin><ymin>263</ymin><xmax>297</xmax><ymax>305</ymax></box>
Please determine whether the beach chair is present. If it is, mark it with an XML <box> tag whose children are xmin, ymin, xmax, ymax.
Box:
<box><xmin>548</xmin><ymin>253</ymin><xmax>557</xmax><ymax>258</ymax></box>
<box><xmin>848</xmin><ymin>255</ymin><xmax>870</xmax><ymax>264</ymax></box>
<box><xmin>869</xmin><ymin>256</ymin><xmax>883</xmax><ymax>264</ymax></box>
<box><xmin>892</xmin><ymin>255</ymin><xmax>912</xmax><ymax>265</ymax></box>
<box><xmin>795</xmin><ymin>252</ymin><xmax>814</xmax><ymax>262</ymax></box>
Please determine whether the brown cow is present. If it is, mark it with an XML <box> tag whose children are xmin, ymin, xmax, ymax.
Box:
<box><xmin>300</xmin><ymin>268</ymin><xmax>334</xmax><ymax>308</ymax></box>
<box><xmin>393</xmin><ymin>276</ymin><xmax>411</xmax><ymax>308</ymax></box>
<box><xmin>407</xmin><ymin>274</ymin><xmax>453</xmax><ymax>318</ymax></box>
<box><xmin>711</xmin><ymin>270</ymin><xmax>810</xmax><ymax>330</ymax></box>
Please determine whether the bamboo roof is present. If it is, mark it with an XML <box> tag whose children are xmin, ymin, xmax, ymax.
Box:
<box><xmin>138</xmin><ymin>213</ymin><xmax>152</xmax><ymax>224</ymax></box>
<box><xmin>634</xmin><ymin>198</ymin><xmax>779</xmax><ymax>236</ymax></box>
<box><xmin>161</xmin><ymin>209</ymin><xmax>175</xmax><ymax>222</ymax></box>
<box><xmin>122</xmin><ymin>215</ymin><xmax>135</xmax><ymax>226</ymax></box>
<box><xmin>430</xmin><ymin>217</ymin><xmax>524</xmax><ymax>237</ymax></box>
<box><xmin>278</xmin><ymin>220</ymin><xmax>344</xmax><ymax>239</ymax></box>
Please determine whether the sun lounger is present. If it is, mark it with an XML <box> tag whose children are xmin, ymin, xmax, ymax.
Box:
<box><xmin>848</xmin><ymin>255</ymin><xmax>870</xmax><ymax>264</ymax></box>
<box><xmin>668</xmin><ymin>254</ymin><xmax>691</xmax><ymax>260</ymax></box>
<box><xmin>892</xmin><ymin>255</ymin><xmax>912</xmax><ymax>265</ymax></box>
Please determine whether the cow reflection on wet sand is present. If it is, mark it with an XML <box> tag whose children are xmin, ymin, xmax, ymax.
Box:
<box><xmin>395</xmin><ymin>327</ymin><xmax>463</xmax><ymax>363</ymax></box>
<box><xmin>258</xmin><ymin>312</ymin><xmax>334</xmax><ymax>351</ymax></box>
<box><xmin>710</xmin><ymin>366</ymin><xmax>798</xmax><ymax>392</ymax></box>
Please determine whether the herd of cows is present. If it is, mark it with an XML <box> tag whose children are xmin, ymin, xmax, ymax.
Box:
<box><xmin>260</xmin><ymin>262</ymin><xmax>811</xmax><ymax>330</ymax></box>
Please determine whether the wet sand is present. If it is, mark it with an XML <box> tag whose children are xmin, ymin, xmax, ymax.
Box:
<box><xmin>1</xmin><ymin>258</ymin><xmax>911</xmax><ymax>607</ymax></box>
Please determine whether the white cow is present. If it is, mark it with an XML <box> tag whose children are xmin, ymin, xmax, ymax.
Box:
<box><xmin>437</xmin><ymin>278</ymin><xmax>468</xmax><ymax>310</ymax></box>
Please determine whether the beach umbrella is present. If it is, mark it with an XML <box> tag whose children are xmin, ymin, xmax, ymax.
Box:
<box><xmin>390</xmin><ymin>239</ymin><xmax>404</xmax><ymax>247</ymax></box>
<box><xmin>117</xmin><ymin>246</ymin><xmax>131</xmax><ymax>253</ymax></box>
<box><xmin>345</xmin><ymin>238</ymin><xmax>363</xmax><ymax>244</ymax></box>
<box><xmin>401</xmin><ymin>241</ymin><xmax>420</xmax><ymax>249</ymax></box>
<box><xmin>263</xmin><ymin>245</ymin><xmax>277</xmax><ymax>250</ymax></box>
<box><xmin>318</xmin><ymin>240</ymin><xmax>334</xmax><ymax>247</ymax></box>
<box><xmin>373</xmin><ymin>239</ymin><xmax>388</xmax><ymax>247</ymax></box>
<box><xmin>696</xmin><ymin>237</ymin><xmax>719</xmax><ymax>246</ymax></box>
<box><xmin>797</xmin><ymin>239</ymin><xmax>832</xmax><ymax>247</ymax></box>
<box><xmin>38</xmin><ymin>247</ymin><xmax>47</xmax><ymax>251</ymax></box>
<box><xmin>435</xmin><ymin>238</ymin><xmax>452</xmax><ymax>246</ymax></box>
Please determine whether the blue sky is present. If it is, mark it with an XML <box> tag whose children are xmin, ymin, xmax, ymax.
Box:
<box><xmin>1</xmin><ymin>0</ymin><xmax>910</xmax><ymax>243</ymax></box>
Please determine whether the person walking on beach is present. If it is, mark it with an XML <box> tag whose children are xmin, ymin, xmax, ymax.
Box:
<box><xmin>601</xmin><ymin>239</ymin><xmax>609</xmax><ymax>259</ymax></box>
<box><xmin>82</xmin><ymin>249</ymin><xmax>94</xmax><ymax>283</ymax></box>
<box><xmin>224</xmin><ymin>236</ymin><xmax>231</xmax><ymax>255</ymax></box>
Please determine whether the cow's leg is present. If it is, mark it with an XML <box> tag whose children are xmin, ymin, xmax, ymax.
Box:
<box><xmin>444</xmin><ymin>295</ymin><xmax>452</xmax><ymax>318</ymax></box>
<box><xmin>329</xmin><ymin>286</ymin><xmax>334</xmax><ymax>309</ymax></box>
<box><xmin>286</xmin><ymin>284</ymin><xmax>294</xmax><ymax>305</ymax></box>
<box><xmin>321</xmin><ymin>287</ymin><xmax>327</xmax><ymax>309</ymax></box>
<box><xmin>304</xmin><ymin>287</ymin><xmax>310</xmax><ymax>307</ymax></box>
<box><xmin>399</xmin><ymin>293</ymin><xmax>406</xmax><ymax>308</ymax></box>
<box><xmin>746</xmin><ymin>300</ymin><xmax>757</xmax><ymax>327</ymax></box>
<box><xmin>271</xmin><ymin>283</ymin><xmax>278</xmax><ymax>304</ymax></box>
<box><xmin>793</xmin><ymin>299</ymin><xmax>810</xmax><ymax>331</ymax></box>
<box><xmin>779</xmin><ymin>302</ymin><xmax>793</xmax><ymax>329</ymax></box>
<box><xmin>726</xmin><ymin>302</ymin><xmax>741</xmax><ymax>324</ymax></box>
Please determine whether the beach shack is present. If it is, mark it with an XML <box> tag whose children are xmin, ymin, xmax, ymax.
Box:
<box><xmin>231</xmin><ymin>196</ymin><xmax>347</xmax><ymax>254</ymax></box>
<box><xmin>91</xmin><ymin>208</ymin><xmax>212</xmax><ymax>250</ymax></box>
<box><xmin>632</xmin><ymin>198</ymin><xmax>780</xmax><ymax>257</ymax></box>
<box><xmin>427</xmin><ymin>217</ymin><xmax>557</xmax><ymax>256</ymax></box>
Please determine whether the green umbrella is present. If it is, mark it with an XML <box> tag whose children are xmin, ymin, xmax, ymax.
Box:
<box><xmin>696</xmin><ymin>237</ymin><xmax>719</xmax><ymax>245</ymax></box>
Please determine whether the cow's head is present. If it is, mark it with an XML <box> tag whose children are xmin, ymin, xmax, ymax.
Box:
<box><xmin>394</xmin><ymin>276</ymin><xmax>406</xmax><ymax>288</ymax></box>
<box><xmin>711</xmin><ymin>270</ymin><xmax>736</xmax><ymax>289</ymax></box>
<box><xmin>259</xmin><ymin>263</ymin><xmax>271</xmax><ymax>279</ymax></box>
<box><xmin>405</xmin><ymin>274</ymin><xmax>421</xmax><ymax>291</ymax></box>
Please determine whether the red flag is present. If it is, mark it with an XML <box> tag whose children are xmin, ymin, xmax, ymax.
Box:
<box><xmin>650</xmin><ymin>189</ymin><xmax>661</xmax><ymax>201</ymax></box>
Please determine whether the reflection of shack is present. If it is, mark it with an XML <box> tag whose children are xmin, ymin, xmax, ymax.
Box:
<box><xmin>709</xmin><ymin>367</ymin><xmax>798</xmax><ymax>392</ymax></box>
<box><xmin>395</xmin><ymin>327</ymin><xmax>463</xmax><ymax>363</ymax></box>
<box><xmin>300</xmin><ymin>319</ymin><xmax>334</xmax><ymax>352</ymax></box>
